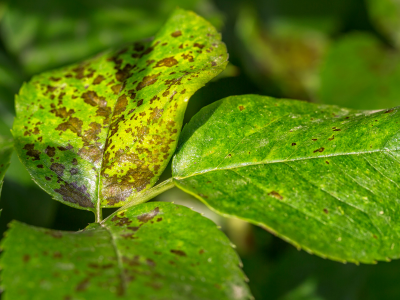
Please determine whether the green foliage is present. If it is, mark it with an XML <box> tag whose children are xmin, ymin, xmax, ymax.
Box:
<box><xmin>1</xmin><ymin>0</ymin><xmax>221</xmax><ymax>75</ymax></box>
<box><xmin>318</xmin><ymin>33</ymin><xmax>400</xmax><ymax>110</ymax></box>
<box><xmin>173</xmin><ymin>94</ymin><xmax>400</xmax><ymax>263</ymax></box>
<box><xmin>0</xmin><ymin>202</ymin><xmax>251</xmax><ymax>300</ymax></box>
<box><xmin>367</xmin><ymin>0</ymin><xmax>400</xmax><ymax>47</ymax></box>
<box><xmin>0</xmin><ymin>136</ymin><xmax>13</xmax><ymax>196</ymax></box>
<box><xmin>4</xmin><ymin>2</ymin><xmax>400</xmax><ymax>300</ymax></box>
<box><xmin>13</xmin><ymin>9</ymin><xmax>227</xmax><ymax>215</ymax></box>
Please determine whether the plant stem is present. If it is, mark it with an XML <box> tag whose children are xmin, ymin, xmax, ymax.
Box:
<box><xmin>95</xmin><ymin>206</ymin><xmax>103</xmax><ymax>223</ymax></box>
<box><xmin>102</xmin><ymin>178</ymin><xmax>175</xmax><ymax>223</ymax></box>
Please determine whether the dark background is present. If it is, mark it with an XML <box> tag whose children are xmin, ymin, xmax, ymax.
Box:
<box><xmin>1</xmin><ymin>0</ymin><xmax>400</xmax><ymax>299</ymax></box>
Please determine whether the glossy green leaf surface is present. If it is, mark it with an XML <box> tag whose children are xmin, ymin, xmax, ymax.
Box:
<box><xmin>318</xmin><ymin>32</ymin><xmax>400</xmax><ymax>110</ymax></box>
<box><xmin>173</xmin><ymin>94</ymin><xmax>400</xmax><ymax>263</ymax></box>
<box><xmin>0</xmin><ymin>136</ymin><xmax>13</xmax><ymax>196</ymax></box>
<box><xmin>13</xmin><ymin>9</ymin><xmax>227</xmax><ymax>212</ymax></box>
<box><xmin>0</xmin><ymin>202</ymin><xmax>251</xmax><ymax>300</ymax></box>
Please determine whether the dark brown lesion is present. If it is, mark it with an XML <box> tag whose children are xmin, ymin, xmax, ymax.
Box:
<box><xmin>54</xmin><ymin>180</ymin><xmax>93</xmax><ymax>208</ymax></box>
<box><xmin>23</xmin><ymin>144</ymin><xmax>41</xmax><ymax>161</ymax></box>
<box><xmin>137</xmin><ymin>207</ymin><xmax>160</xmax><ymax>223</ymax></box>
<box><xmin>136</xmin><ymin>73</ymin><xmax>161</xmax><ymax>91</ymax></box>
<box><xmin>45</xmin><ymin>146</ymin><xmax>56</xmax><ymax>157</ymax></box>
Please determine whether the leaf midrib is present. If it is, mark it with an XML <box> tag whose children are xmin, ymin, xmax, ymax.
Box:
<box><xmin>174</xmin><ymin>148</ymin><xmax>398</xmax><ymax>179</ymax></box>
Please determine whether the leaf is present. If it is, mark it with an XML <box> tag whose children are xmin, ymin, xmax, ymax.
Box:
<box><xmin>0</xmin><ymin>202</ymin><xmax>252</xmax><ymax>300</ymax></box>
<box><xmin>13</xmin><ymin>9</ymin><xmax>228</xmax><ymax>213</ymax></box>
<box><xmin>0</xmin><ymin>136</ymin><xmax>13</xmax><ymax>196</ymax></box>
<box><xmin>318</xmin><ymin>32</ymin><xmax>400</xmax><ymax>110</ymax></box>
<box><xmin>366</xmin><ymin>0</ymin><xmax>400</xmax><ymax>48</ymax></box>
<box><xmin>172</xmin><ymin>94</ymin><xmax>400</xmax><ymax>263</ymax></box>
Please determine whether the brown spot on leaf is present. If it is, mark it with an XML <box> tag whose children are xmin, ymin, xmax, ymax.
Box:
<box><xmin>23</xmin><ymin>144</ymin><xmax>40</xmax><ymax>161</ymax></box>
<box><xmin>45</xmin><ymin>146</ymin><xmax>56</xmax><ymax>157</ymax></box>
<box><xmin>23</xmin><ymin>254</ymin><xmax>30</xmax><ymax>262</ymax></box>
<box><xmin>136</xmin><ymin>73</ymin><xmax>161</xmax><ymax>91</ymax></box>
<box><xmin>49</xmin><ymin>105</ymin><xmax>75</xmax><ymax>119</ymax></box>
<box><xmin>93</xmin><ymin>75</ymin><xmax>105</xmax><ymax>85</ymax></box>
<box><xmin>154</xmin><ymin>57</ymin><xmax>178</xmax><ymax>68</ymax></box>
<box><xmin>268</xmin><ymin>191</ymin><xmax>283</xmax><ymax>200</ymax></box>
<box><xmin>50</xmin><ymin>163</ymin><xmax>65</xmax><ymax>176</ymax></box>
<box><xmin>76</xmin><ymin>278</ymin><xmax>90</xmax><ymax>292</ymax></box>
<box><xmin>111</xmin><ymin>215</ymin><xmax>132</xmax><ymax>227</ymax></box>
<box><xmin>137</xmin><ymin>207</ymin><xmax>160</xmax><ymax>223</ymax></box>
<box><xmin>313</xmin><ymin>147</ymin><xmax>325</xmax><ymax>153</ymax></box>
<box><xmin>171</xmin><ymin>30</ymin><xmax>182</xmax><ymax>37</ymax></box>
<box><xmin>291</xmin><ymin>143</ymin><xmax>296</xmax><ymax>146</ymax></box>
<box><xmin>385</xmin><ymin>109</ymin><xmax>394</xmax><ymax>114</ymax></box>
<box><xmin>56</xmin><ymin>117</ymin><xmax>83</xmax><ymax>136</ymax></box>
<box><xmin>323</xmin><ymin>208</ymin><xmax>329</xmax><ymax>214</ymax></box>
<box><xmin>193</xmin><ymin>43</ymin><xmax>204</xmax><ymax>49</ymax></box>
<box><xmin>171</xmin><ymin>249</ymin><xmax>187</xmax><ymax>257</ymax></box>
<box><xmin>239</xmin><ymin>106</ymin><xmax>245</xmax><ymax>111</ymax></box>
<box><xmin>54</xmin><ymin>182</ymin><xmax>93</xmax><ymax>208</ymax></box>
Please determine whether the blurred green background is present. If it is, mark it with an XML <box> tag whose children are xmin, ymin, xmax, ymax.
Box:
<box><xmin>1</xmin><ymin>0</ymin><xmax>400</xmax><ymax>299</ymax></box>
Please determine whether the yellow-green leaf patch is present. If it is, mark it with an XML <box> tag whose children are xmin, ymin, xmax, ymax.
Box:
<box><xmin>13</xmin><ymin>9</ymin><xmax>228</xmax><ymax>215</ymax></box>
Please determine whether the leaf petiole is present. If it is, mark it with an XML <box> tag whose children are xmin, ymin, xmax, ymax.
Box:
<box><xmin>102</xmin><ymin>178</ymin><xmax>175</xmax><ymax>223</ymax></box>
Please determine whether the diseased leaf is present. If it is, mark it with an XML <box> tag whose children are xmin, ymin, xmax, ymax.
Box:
<box><xmin>13</xmin><ymin>9</ymin><xmax>228</xmax><ymax>213</ymax></box>
<box><xmin>318</xmin><ymin>32</ymin><xmax>400</xmax><ymax>110</ymax></box>
<box><xmin>173</xmin><ymin>95</ymin><xmax>400</xmax><ymax>263</ymax></box>
<box><xmin>0</xmin><ymin>136</ymin><xmax>13</xmax><ymax>196</ymax></box>
<box><xmin>0</xmin><ymin>202</ymin><xmax>251</xmax><ymax>300</ymax></box>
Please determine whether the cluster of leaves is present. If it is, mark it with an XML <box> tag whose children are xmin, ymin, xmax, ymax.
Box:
<box><xmin>2</xmin><ymin>6</ymin><xmax>400</xmax><ymax>300</ymax></box>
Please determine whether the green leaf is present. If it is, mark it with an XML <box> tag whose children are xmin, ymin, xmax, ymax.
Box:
<box><xmin>13</xmin><ymin>9</ymin><xmax>228</xmax><ymax>213</ymax></box>
<box><xmin>172</xmin><ymin>94</ymin><xmax>400</xmax><ymax>263</ymax></box>
<box><xmin>0</xmin><ymin>202</ymin><xmax>251</xmax><ymax>300</ymax></box>
<box><xmin>0</xmin><ymin>136</ymin><xmax>13</xmax><ymax>196</ymax></box>
<box><xmin>318</xmin><ymin>32</ymin><xmax>400</xmax><ymax>110</ymax></box>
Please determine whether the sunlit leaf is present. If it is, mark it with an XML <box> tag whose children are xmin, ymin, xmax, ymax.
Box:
<box><xmin>173</xmin><ymin>94</ymin><xmax>400</xmax><ymax>263</ymax></box>
<box><xmin>0</xmin><ymin>202</ymin><xmax>251</xmax><ymax>300</ymax></box>
<box><xmin>13</xmin><ymin>9</ymin><xmax>228</xmax><ymax>213</ymax></box>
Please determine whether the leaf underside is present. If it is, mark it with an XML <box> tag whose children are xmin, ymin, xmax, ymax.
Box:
<box><xmin>12</xmin><ymin>8</ymin><xmax>227</xmax><ymax>212</ymax></box>
<box><xmin>0</xmin><ymin>202</ymin><xmax>251</xmax><ymax>300</ymax></box>
<box><xmin>0</xmin><ymin>136</ymin><xmax>13</xmax><ymax>196</ymax></box>
<box><xmin>173</xmin><ymin>94</ymin><xmax>400</xmax><ymax>263</ymax></box>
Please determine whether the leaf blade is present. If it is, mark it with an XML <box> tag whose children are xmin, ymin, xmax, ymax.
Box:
<box><xmin>172</xmin><ymin>95</ymin><xmax>400</xmax><ymax>263</ymax></box>
<box><xmin>13</xmin><ymin>9</ymin><xmax>228</xmax><ymax>212</ymax></box>
<box><xmin>0</xmin><ymin>202</ymin><xmax>251</xmax><ymax>300</ymax></box>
